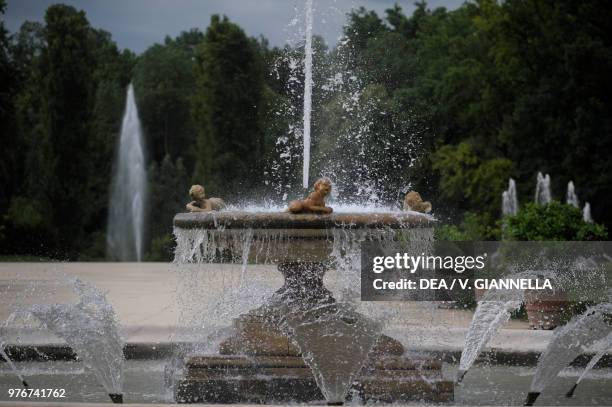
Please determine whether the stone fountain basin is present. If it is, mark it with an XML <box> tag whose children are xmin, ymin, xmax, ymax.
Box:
<box><xmin>173</xmin><ymin>211</ymin><xmax>433</xmax><ymax>229</ymax></box>
<box><xmin>173</xmin><ymin>211</ymin><xmax>434</xmax><ymax>263</ymax></box>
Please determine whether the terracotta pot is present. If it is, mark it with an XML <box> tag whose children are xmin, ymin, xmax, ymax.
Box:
<box><xmin>524</xmin><ymin>290</ymin><xmax>568</xmax><ymax>330</ymax></box>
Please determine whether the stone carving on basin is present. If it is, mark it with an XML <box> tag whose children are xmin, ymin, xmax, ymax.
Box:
<box><xmin>172</xmin><ymin>209</ymin><xmax>452</xmax><ymax>404</ymax></box>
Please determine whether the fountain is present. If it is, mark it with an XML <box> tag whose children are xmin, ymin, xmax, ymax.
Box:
<box><xmin>0</xmin><ymin>341</ymin><xmax>28</xmax><ymax>388</ymax></box>
<box><xmin>583</xmin><ymin>202</ymin><xmax>594</xmax><ymax>223</ymax></box>
<box><xmin>502</xmin><ymin>178</ymin><xmax>518</xmax><ymax>216</ymax></box>
<box><xmin>566</xmin><ymin>181</ymin><xmax>579</xmax><ymax>208</ymax></box>
<box><xmin>107</xmin><ymin>83</ymin><xmax>147</xmax><ymax>262</ymax></box>
<box><xmin>534</xmin><ymin>172</ymin><xmax>551</xmax><ymax>205</ymax></box>
<box><xmin>302</xmin><ymin>0</ymin><xmax>314</xmax><ymax>188</ymax></box>
<box><xmin>170</xmin><ymin>181</ymin><xmax>452</xmax><ymax>404</ymax></box>
<box><xmin>566</xmin><ymin>335</ymin><xmax>612</xmax><ymax>398</ymax></box>
<box><xmin>524</xmin><ymin>303</ymin><xmax>612</xmax><ymax>405</ymax></box>
<box><xmin>457</xmin><ymin>285</ymin><xmax>524</xmax><ymax>383</ymax></box>
<box><xmin>2</xmin><ymin>278</ymin><xmax>125</xmax><ymax>403</ymax></box>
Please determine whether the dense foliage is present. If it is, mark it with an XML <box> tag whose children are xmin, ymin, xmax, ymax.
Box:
<box><xmin>504</xmin><ymin>201</ymin><xmax>607</xmax><ymax>241</ymax></box>
<box><xmin>1</xmin><ymin>1</ymin><xmax>611</xmax><ymax>259</ymax></box>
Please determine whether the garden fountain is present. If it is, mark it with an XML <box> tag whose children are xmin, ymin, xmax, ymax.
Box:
<box><xmin>534</xmin><ymin>172</ymin><xmax>551</xmax><ymax>205</ymax></box>
<box><xmin>584</xmin><ymin>202</ymin><xmax>594</xmax><ymax>223</ymax></box>
<box><xmin>566</xmin><ymin>181</ymin><xmax>579</xmax><ymax>208</ymax></box>
<box><xmin>107</xmin><ymin>83</ymin><xmax>147</xmax><ymax>262</ymax></box>
<box><xmin>0</xmin><ymin>341</ymin><xmax>28</xmax><ymax>388</ymax></box>
<box><xmin>502</xmin><ymin>178</ymin><xmax>518</xmax><ymax>216</ymax></box>
<box><xmin>524</xmin><ymin>303</ymin><xmax>612</xmax><ymax>405</ymax></box>
<box><xmin>170</xmin><ymin>181</ymin><xmax>452</xmax><ymax>404</ymax></box>
<box><xmin>457</xmin><ymin>284</ymin><xmax>524</xmax><ymax>384</ymax></box>
<box><xmin>1</xmin><ymin>278</ymin><xmax>124</xmax><ymax>403</ymax></box>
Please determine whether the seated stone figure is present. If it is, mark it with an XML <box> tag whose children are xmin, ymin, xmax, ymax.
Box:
<box><xmin>288</xmin><ymin>178</ymin><xmax>333</xmax><ymax>214</ymax></box>
<box><xmin>403</xmin><ymin>191</ymin><xmax>432</xmax><ymax>213</ymax></box>
<box><xmin>186</xmin><ymin>185</ymin><xmax>225</xmax><ymax>212</ymax></box>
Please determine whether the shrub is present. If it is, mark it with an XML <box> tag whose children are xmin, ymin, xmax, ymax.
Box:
<box><xmin>145</xmin><ymin>233</ymin><xmax>176</xmax><ymax>262</ymax></box>
<box><xmin>504</xmin><ymin>201</ymin><xmax>607</xmax><ymax>241</ymax></box>
<box><xmin>435</xmin><ymin>212</ymin><xmax>501</xmax><ymax>241</ymax></box>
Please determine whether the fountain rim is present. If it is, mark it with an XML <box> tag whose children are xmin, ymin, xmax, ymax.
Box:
<box><xmin>173</xmin><ymin>211</ymin><xmax>434</xmax><ymax>230</ymax></box>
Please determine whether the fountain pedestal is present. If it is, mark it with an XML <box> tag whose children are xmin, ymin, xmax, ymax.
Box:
<box><xmin>173</xmin><ymin>212</ymin><xmax>453</xmax><ymax>404</ymax></box>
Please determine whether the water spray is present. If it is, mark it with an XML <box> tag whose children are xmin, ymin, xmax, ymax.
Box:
<box><xmin>566</xmin><ymin>346</ymin><xmax>609</xmax><ymax>398</ymax></box>
<box><xmin>0</xmin><ymin>345</ymin><xmax>29</xmax><ymax>388</ymax></box>
<box><xmin>302</xmin><ymin>0</ymin><xmax>313</xmax><ymax>188</ymax></box>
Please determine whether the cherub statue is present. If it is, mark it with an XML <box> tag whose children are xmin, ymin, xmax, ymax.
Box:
<box><xmin>288</xmin><ymin>177</ymin><xmax>333</xmax><ymax>214</ymax></box>
<box><xmin>186</xmin><ymin>185</ymin><xmax>225</xmax><ymax>212</ymax></box>
<box><xmin>403</xmin><ymin>191</ymin><xmax>432</xmax><ymax>213</ymax></box>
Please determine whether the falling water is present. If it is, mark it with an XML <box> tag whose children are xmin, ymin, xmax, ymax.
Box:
<box><xmin>107</xmin><ymin>84</ymin><xmax>147</xmax><ymax>261</ymax></box>
<box><xmin>27</xmin><ymin>279</ymin><xmax>125</xmax><ymax>402</ymax></box>
<box><xmin>566</xmin><ymin>181</ymin><xmax>579</xmax><ymax>208</ymax></box>
<box><xmin>502</xmin><ymin>178</ymin><xmax>518</xmax><ymax>215</ymax></box>
<box><xmin>172</xmin><ymin>220</ymin><xmax>434</xmax><ymax>404</ymax></box>
<box><xmin>457</xmin><ymin>286</ymin><xmax>524</xmax><ymax>383</ymax></box>
<box><xmin>583</xmin><ymin>202</ymin><xmax>593</xmax><ymax>223</ymax></box>
<box><xmin>566</xmin><ymin>333</ymin><xmax>612</xmax><ymax>398</ymax></box>
<box><xmin>0</xmin><ymin>343</ymin><xmax>28</xmax><ymax>387</ymax></box>
<box><xmin>525</xmin><ymin>303</ymin><xmax>612</xmax><ymax>405</ymax></box>
<box><xmin>534</xmin><ymin>172</ymin><xmax>551</xmax><ymax>205</ymax></box>
<box><xmin>302</xmin><ymin>0</ymin><xmax>314</xmax><ymax>188</ymax></box>
<box><xmin>0</xmin><ymin>313</ymin><xmax>28</xmax><ymax>387</ymax></box>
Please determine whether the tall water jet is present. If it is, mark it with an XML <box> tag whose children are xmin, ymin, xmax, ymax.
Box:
<box><xmin>302</xmin><ymin>0</ymin><xmax>314</xmax><ymax>188</ymax></box>
<box><xmin>583</xmin><ymin>202</ymin><xmax>593</xmax><ymax>223</ymax></box>
<box><xmin>107</xmin><ymin>84</ymin><xmax>147</xmax><ymax>261</ymax></box>
<box><xmin>534</xmin><ymin>172</ymin><xmax>551</xmax><ymax>205</ymax></box>
<box><xmin>566</xmin><ymin>181</ymin><xmax>579</xmax><ymax>207</ymax></box>
<box><xmin>502</xmin><ymin>178</ymin><xmax>518</xmax><ymax>215</ymax></box>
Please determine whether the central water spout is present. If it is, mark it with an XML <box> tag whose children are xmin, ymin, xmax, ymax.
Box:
<box><xmin>302</xmin><ymin>0</ymin><xmax>314</xmax><ymax>188</ymax></box>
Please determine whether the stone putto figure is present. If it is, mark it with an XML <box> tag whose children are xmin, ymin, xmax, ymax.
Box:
<box><xmin>186</xmin><ymin>185</ymin><xmax>225</xmax><ymax>212</ymax></box>
<box><xmin>288</xmin><ymin>178</ymin><xmax>333</xmax><ymax>214</ymax></box>
<box><xmin>403</xmin><ymin>191</ymin><xmax>432</xmax><ymax>213</ymax></box>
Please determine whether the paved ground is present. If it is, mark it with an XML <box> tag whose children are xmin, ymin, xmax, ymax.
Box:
<box><xmin>1</xmin><ymin>262</ymin><xmax>540</xmax><ymax>352</ymax></box>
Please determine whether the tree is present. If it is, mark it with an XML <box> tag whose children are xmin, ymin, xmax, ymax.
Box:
<box><xmin>432</xmin><ymin>142</ymin><xmax>513</xmax><ymax>216</ymax></box>
<box><xmin>193</xmin><ymin>15</ymin><xmax>265</xmax><ymax>196</ymax></box>
<box><xmin>5</xmin><ymin>5</ymin><xmax>132</xmax><ymax>257</ymax></box>
<box><xmin>0</xmin><ymin>0</ymin><xmax>18</xmax><ymax>217</ymax></box>
<box><xmin>133</xmin><ymin>30</ymin><xmax>201</xmax><ymax>172</ymax></box>
<box><xmin>147</xmin><ymin>155</ymin><xmax>188</xmax><ymax>260</ymax></box>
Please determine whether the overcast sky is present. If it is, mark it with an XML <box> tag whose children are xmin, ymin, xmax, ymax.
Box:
<box><xmin>4</xmin><ymin>0</ymin><xmax>464</xmax><ymax>53</ymax></box>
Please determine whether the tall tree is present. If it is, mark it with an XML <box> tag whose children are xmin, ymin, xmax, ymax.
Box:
<box><xmin>193</xmin><ymin>15</ymin><xmax>265</xmax><ymax>196</ymax></box>
<box><xmin>133</xmin><ymin>30</ymin><xmax>202</xmax><ymax>171</ymax></box>
<box><xmin>8</xmin><ymin>5</ymin><xmax>132</xmax><ymax>257</ymax></box>
<box><xmin>0</xmin><ymin>0</ymin><xmax>18</xmax><ymax>217</ymax></box>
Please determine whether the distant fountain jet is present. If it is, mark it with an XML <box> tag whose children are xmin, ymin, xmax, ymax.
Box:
<box><xmin>107</xmin><ymin>84</ymin><xmax>147</xmax><ymax>261</ymax></box>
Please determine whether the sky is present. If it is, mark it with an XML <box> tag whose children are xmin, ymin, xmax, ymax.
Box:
<box><xmin>4</xmin><ymin>0</ymin><xmax>464</xmax><ymax>53</ymax></box>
